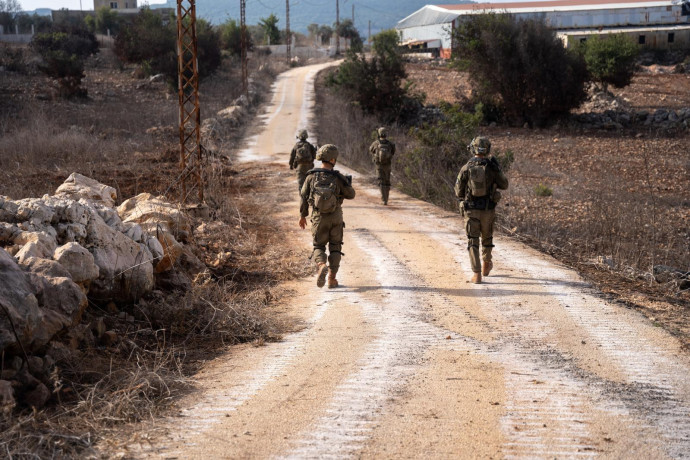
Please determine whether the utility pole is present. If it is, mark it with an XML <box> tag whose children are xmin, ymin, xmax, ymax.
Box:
<box><xmin>352</xmin><ymin>4</ymin><xmax>354</xmax><ymax>22</ymax></box>
<box><xmin>368</xmin><ymin>20</ymin><xmax>371</xmax><ymax>45</ymax></box>
<box><xmin>240</xmin><ymin>0</ymin><xmax>248</xmax><ymax>98</ymax></box>
<box><xmin>286</xmin><ymin>0</ymin><xmax>291</xmax><ymax>65</ymax></box>
<box><xmin>335</xmin><ymin>0</ymin><xmax>340</xmax><ymax>55</ymax></box>
<box><xmin>176</xmin><ymin>0</ymin><xmax>203</xmax><ymax>203</ymax></box>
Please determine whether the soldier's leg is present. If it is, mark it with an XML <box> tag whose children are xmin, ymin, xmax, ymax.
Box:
<box><xmin>311</xmin><ymin>215</ymin><xmax>330</xmax><ymax>287</ymax></box>
<box><xmin>297</xmin><ymin>165</ymin><xmax>310</xmax><ymax>191</ymax></box>
<box><xmin>327</xmin><ymin>214</ymin><xmax>344</xmax><ymax>287</ymax></box>
<box><xmin>479</xmin><ymin>210</ymin><xmax>496</xmax><ymax>262</ymax></box>
<box><xmin>381</xmin><ymin>164</ymin><xmax>392</xmax><ymax>205</ymax></box>
<box><xmin>376</xmin><ymin>166</ymin><xmax>386</xmax><ymax>202</ymax></box>
<box><xmin>465</xmin><ymin>211</ymin><xmax>482</xmax><ymax>274</ymax></box>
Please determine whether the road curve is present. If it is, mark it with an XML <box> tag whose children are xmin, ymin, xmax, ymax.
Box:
<box><xmin>132</xmin><ymin>62</ymin><xmax>690</xmax><ymax>459</ymax></box>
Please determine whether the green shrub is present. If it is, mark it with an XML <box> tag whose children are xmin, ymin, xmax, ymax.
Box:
<box><xmin>219</xmin><ymin>18</ymin><xmax>253</xmax><ymax>56</ymax></box>
<box><xmin>85</xmin><ymin>6</ymin><xmax>121</xmax><ymax>35</ymax></box>
<box><xmin>578</xmin><ymin>34</ymin><xmax>639</xmax><ymax>93</ymax></box>
<box><xmin>31</xmin><ymin>23</ymin><xmax>98</xmax><ymax>97</ymax></box>
<box><xmin>534</xmin><ymin>183</ymin><xmax>553</xmax><ymax>197</ymax></box>
<box><xmin>452</xmin><ymin>13</ymin><xmax>588</xmax><ymax>127</ymax></box>
<box><xmin>326</xmin><ymin>29</ymin><xmax>419</xmax><ymax>122</ymax></box>
<box><xmin>114</xmin><ymin>9</ymin><xmax>221</xmax><ymax>86</ymax></box>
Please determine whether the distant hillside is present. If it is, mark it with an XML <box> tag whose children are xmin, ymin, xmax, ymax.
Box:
<box><xmin>152</xmin><ymin>0</ymin><xmax>470</xmax><ymax>35</ymax></box>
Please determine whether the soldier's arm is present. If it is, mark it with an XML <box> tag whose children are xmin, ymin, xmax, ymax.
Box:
<box><xmin>310</xmin><ymin>143</ymin><xmax>317</xmax><ymax>160</ymax></box>
<box><xmin>369</xmin><ymin>141</ymin><xmax>377</xmax><ymax>156</ymax></box>
<box><xmin>299</xmin><ymin>177</ymin><xmax>312</xmax><ymax>217</ymax></box>
<box><xmin>454</xmin><ymin>168</ymin><xmax>467</xmax><ymax>199</ymax></box>
<box><xmin>341</xmin><ymin>183</ymin><xmax>356</xmax><ymax>200</ymax></box>
<box><xmin>495</xmin><ymin>169</ymin><xmax>509</xmax><ymax>190</ymax></box>
<box><xmin>289</xmin><ymin>146</ymin><xmax>297</xmax><ymax>168</ymax></box>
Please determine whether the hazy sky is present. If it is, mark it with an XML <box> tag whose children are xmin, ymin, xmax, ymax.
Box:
<box><xmin>20</xmin><ymin>0</ymin><xmax>167</xmax><ymax>10</ymax></box>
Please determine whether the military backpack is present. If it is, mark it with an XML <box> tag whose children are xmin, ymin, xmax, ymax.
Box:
<box><xmin>467</xmin><ymin>158</ymin><xmax>490</xmax><ymax>198</ymax></box>
<box><xmin>296</xmin><ymin>142</ymin><xmax>313</xmax><ymax>164</ymax></box>
<box><xmin>376</xmin><ymin>141</ymin><xmax>394</xmax><ymax>165</ymax></box>
<box><xmin>311</xmin><ymin>172</ymin><xmax>339</xmax><ymax>214</ymax></box>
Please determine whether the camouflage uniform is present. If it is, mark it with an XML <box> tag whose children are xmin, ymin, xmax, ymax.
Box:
<box><xmin>454</xmin><ymin>137</ymin><xmax>509</xmax><ymax>281</ymax></box>
<box><xmin>369</xmin><ymin>128</ymin><xmax>395</xmax><ymax>205</ymax></box>
<box><xmin>289</xmin><ymin>131</ymin><xmax>317</xmax><ymax>191</ymax></box>
<box><xmin>300</xmin><ymin>146</ymin><xmax>355</xmax><ymax>287</ymax></box>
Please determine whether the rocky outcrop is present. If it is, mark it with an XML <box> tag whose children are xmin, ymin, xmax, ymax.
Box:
<box><xmin>54</xmin><ymin>172</ymin><xmax>118</xmax><ymax>207</ymax></box>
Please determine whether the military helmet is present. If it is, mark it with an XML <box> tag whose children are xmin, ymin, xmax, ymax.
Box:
<box><xmin>377</xmin><ymin>127</ymin><xmax>388</xmax><ymax>138</ymax></box>
<box><xmin>298</xmin><ymin>129</ymin><xmax>308</xmax><ymax>140</ymax></box>
<box><xmin>469</xmin><ymin>136</ymin><xmax>491</xmax><ymax>155</ymax></box>
<box><xmin>316</xmin><ymin>144</ymin><xmax>339</xmax><ymax>163</ymax></box>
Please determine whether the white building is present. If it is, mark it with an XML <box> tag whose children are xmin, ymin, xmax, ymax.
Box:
<box><xmin>396</xmin><ymin>0</ymin><xmax>690</xmax><ymax>57</ymax></box>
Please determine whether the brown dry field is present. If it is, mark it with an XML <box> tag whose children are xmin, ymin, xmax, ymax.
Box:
<box><xmin>405</xmin><ymin>62</ymin><xmax>690</xmax><ymax>348</ymax></box>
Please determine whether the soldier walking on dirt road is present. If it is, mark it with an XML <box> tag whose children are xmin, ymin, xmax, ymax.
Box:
<box><xmin>455</xmin><ymin>136</ymin><xmax>509</xmax><ymax>284</ymax></box>
<box><xmin>369</xmin><ymin>127</ymin><xmax>395</xmax><ymax>205</ymax></box>
<box><xmin>289</xmin><ymin>129</ymin><xmax>317</xmax><ymax>191</ymax></box>
<box><xmin>299</xmin><ymin>144</ymin><xmax>356</xmax><ymax>288</ymax></box>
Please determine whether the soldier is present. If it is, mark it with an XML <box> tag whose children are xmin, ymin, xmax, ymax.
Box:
<box><xmin>454</xmin><ymin>136</ymin><xmax>509</xmax><ymax>284</ymax></box>
<box><xmin>289</xmin><ymin>129</ymin><xmax>317</xmax><ymax>191</ymax></box>
<box><xmin>299</xmin><ymin>144</ymin><xmax>356</xmax><ymax>289</ymax></box>
<box><xmin>369</xmin><ymin>127</ymin><xmax>395</xmax><ymax>205</ymax></box>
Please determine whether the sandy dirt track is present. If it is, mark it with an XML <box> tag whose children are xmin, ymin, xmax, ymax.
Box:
<box><xmin>131</xmin><ymin>63</ymin><xmax>690</xmax><ymax>459</ymax></box>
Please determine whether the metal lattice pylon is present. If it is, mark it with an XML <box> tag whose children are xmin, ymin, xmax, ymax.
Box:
<box><xmin>241</xmin><ymin>0</ymin><xmax>248</xmax><ymax>97</ymax></box>
<box><xmin>176</xmin><ymin>0</ymin><xmax>203</xmax><ymax>203</ymax></box>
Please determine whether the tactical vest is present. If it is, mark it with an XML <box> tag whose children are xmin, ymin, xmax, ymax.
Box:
<box><xmin>376</xmin><ymin>141</ymin><xmax>394</xmax><ymax>165</ymax></box>
<box><xmin>465</xmin><ymin>158</ymin><xmax>496</xmax><ymax>210</ymax></box>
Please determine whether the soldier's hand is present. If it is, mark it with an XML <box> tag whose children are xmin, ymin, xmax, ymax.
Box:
<box><xmin>298</xmin><ymin>217</ymin><xmax>307</xmax><ymax>229</ymax></box>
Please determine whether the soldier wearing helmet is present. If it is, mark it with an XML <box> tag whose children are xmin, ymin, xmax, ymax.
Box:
<box><xmin>369</xmin><ymin>127</ymin><xmax>396</xmax><ymax>205</ymax></box>
<box><xmin>289</xmin><ymin>129</ymin><xmax>317</xmax><ymax>191</ymax></box>
<box><xmin>454</xmin><ymin>136</ymin><xmax>509</xmax><ymax>284</ymax></box>
<box><xmin>299</xmin><ymin>144</ymin><xmax>356</xmax><ymax>288</ymax></box>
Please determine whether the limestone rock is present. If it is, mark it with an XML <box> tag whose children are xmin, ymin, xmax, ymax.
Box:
<box><xmin>14</xmin><ymin>231</ymin><xmax>57</xmax><ymax>259</ymax></box>
<box><xmin>54</xmin><ymin>173</ymin><xmax>117</xmax><ymax>208</ymax></box>
<box><xmin>53</xmin><ymin>242</ymin><xmax>100</xmax><ymax>284</ymax></box>
<box><xmin>0</xmin><ymin>248</ymin><xmax>42</xmax><ymax>354</ymax></box>
<box><xmin>154</xmin><ymin>231</ymin><xmax>183</xmax><ymax>273</ymax></box>
<box><xmin>117</xmin><ymin>193</ymin><xmax>192</xmax><ymax>236</ymax></box>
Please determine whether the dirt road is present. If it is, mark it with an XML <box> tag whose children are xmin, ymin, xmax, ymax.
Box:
<box><xmin>132</xmin><ymin>63</ymin><xmax>690</xmax><ymax>459</ymax></box>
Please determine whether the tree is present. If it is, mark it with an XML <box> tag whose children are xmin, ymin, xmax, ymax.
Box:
<box><xmin>579</xmin><ymin>34</ymin><xmax>639</xmax><ymax>93</ymax></box>
<box><xmin>114</xmin><ymin>9</ymin><xmax>220</xmax><ymax>85</ymax></box>
<box><xmin>452</xmin><ymin>13</ymin><xmax>588</xmax><ymax>127</ymax></box>
<box><xmin>335</xmin><ymin>19</ymin><xmax>361</xmax><ymax>51</ymax></box>
<box><xmin>15</xmin><ymin>13</ymin><xmax>52</xmax><ymax>34</ymax></box>
<box><xmin>0</xmin><ymin>0</ymin><xmax>21</xmax><ymax>32</ymax></box>
<box><xmin>307</xmin><ymin>23</ymin><xmax>319</xmax><ymax>40</ymax></box>
<box><xmin>31</xmin><ymin>21</ymin><xmax>98</xmax><ymax>97</ymax></box>
<box><xmin>85</xmin><ymin>6</ymin><xmax>121</xmax><ymax>35</ymax></box>
<box><xmin>317</xmin><ymin>25</ymin><xmax>332</xmax><ymax>45</ymax></box>
<box><xmin>259</xmin><ymin>13</ymin><xmax>280</xmax><ymax>45</ymax></box>
<box><xmin>327</xmin><ymin>29</ymin><xmax>414</xmax><ymax>120</ymax></box>
<box><xmin>219</xmin><ymin>18</ymin><xmax>252</xmax><ymax>56</ymax></box>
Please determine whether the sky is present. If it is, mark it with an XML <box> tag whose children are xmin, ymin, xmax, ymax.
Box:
<box><xmin>20</xmin><ymin>0</ymin><xmax>167</xmax><ymax>11</ymax></box>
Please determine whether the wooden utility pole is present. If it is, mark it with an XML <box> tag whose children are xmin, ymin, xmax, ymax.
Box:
<box><xmin>368</xmin><ymin>20</ymin><xmax>371</xmax><ymax>44</ymax></box>
<box><xmin>176</xmin><ymin>0</ymin><xmax>203</xmax><ymax>203</ymax></box>
<box><xmin>240</xmin><ymin>0</ymin><xmax>248</xmax><ymax>97</ymax></box>
<box><xmin>286</xmin><ymin>0</ymin><xmax>291</xmax><ymax>64</ymax></box>
<box><xmin>335</xmin><ymin>0</ymin><xmax>340</xmax><ymax>55</ymax></box>
<box><xmin>352</xmin><ymin>4</ymin><xmax>354</xmax><ymax>22</ymax></box>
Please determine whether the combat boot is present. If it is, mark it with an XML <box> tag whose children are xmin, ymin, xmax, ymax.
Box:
<box><xmin>482</xmin><ymin>260</ymin><xmax>493</xmax><ymax>276</ymax></box>
<box><xmin>471</xmin><ymin>272</ymin><xmax>482</xmax><ymax>284</ymax></box>
<box><xmin>327</xmin><ymin>273</ymin><xmax>338</xmax><ymax>289</ymax></box>
<box><xmin>316</xmin><ymin>263</ymin><xmax>328</xmax><ymax>288</ymax></box>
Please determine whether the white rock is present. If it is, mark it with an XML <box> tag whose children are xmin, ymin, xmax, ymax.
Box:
<box><xmin>117</xmin><ymin>193</ymin><xmax>191</xmax><ymax>235</ymax></box>
<box><xmin>53</xmin><ymin>242</ymin><xmax>100</xmax><ymax>284</ymax></box>
<box><xmin>54</xmin><ymin>173</ymin><xmax>117</xmax><ymax>208</ymax></box>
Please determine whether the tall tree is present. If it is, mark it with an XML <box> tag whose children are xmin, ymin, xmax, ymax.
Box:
<box><xmin>259</xmin><ymin>13</ymin><xmax>280</xmax><ymax>45</ymax></box>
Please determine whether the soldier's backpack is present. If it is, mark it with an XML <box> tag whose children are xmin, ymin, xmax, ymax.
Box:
<box><xmin>296</xmin><ymin>142</ymin><xmax>312</xmax><ymax>164</ymax></box>
<box><xmin>311</xmin><ymin>172</ymin><xmax>339</xmax><ymax>213</ymax></box>
<box><xmin>376</xmin><ymin>141</ymin><xmax>394</xmax><ymax>164</ymax></box>
<box><xmin>467</xmin><ymin>158</ymin><xmax>490</xmax><ymax>198</ymax></box>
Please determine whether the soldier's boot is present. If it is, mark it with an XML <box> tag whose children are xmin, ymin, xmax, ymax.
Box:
<box><xmin>316</xmin><ymin>263</ymin><xmax>328</xmax><ymax>288</ymax></box>
<box><xmin>482</xmin><ymin>260</ymin><xmax>493</xmax><ymax>276</ymax></box>
<box><xmin>471</xmin><ymin>272</ymin><xmax>482</xmax><ymax>284</ymax></box>
<box><xmin>327</xmin><ymin>271</ymin><xmax>339</xmax><ymax>289</ymax></box>
<box><xmin>382</xmin><ymin>187</ymin><xmax>390</xmax><ymax>205</ymax></box>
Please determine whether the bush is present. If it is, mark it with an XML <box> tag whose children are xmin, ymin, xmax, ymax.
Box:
<box><xmin>534</xmin><ymin>183</ymin><xmax>553</xmax><ymax>197</ymax></box>
<box><xmin>578</xmin><ymin>34</ymin><xmax>639</xmax><ymax>93</ymax></box>
<box><xmin>326</xmin><ymin>29</ymin><xmax>419</xmax><ymax>122</ymax></box>
<box><xmin>219</xmin><ymin>18</ymin><xmax>253</xmax><ymax>56</ymax></box>
<box><xmin>31</xmin><ymin>22</ymin><xmax>98</xmax><ymax>98</ymax></box>
<box><xmin>114</xmin><ymin>9</ymin><xmax>221</xmax><ymax>85</ymax></box>
<box><xmin>85</xmin><ymin>6</ymin><xmax>121</xmax><ymax>35</ymax></box>
<box><xmin>452</xmin><ymin>13</ymin><xmax>588</xmax><ymax>127</ymax></box>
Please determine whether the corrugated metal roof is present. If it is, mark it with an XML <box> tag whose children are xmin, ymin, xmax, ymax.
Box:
<box><xmin>435</xmin><ymin>0</ymin><xmax>674</xmax><ymax>13</ymax></box>
<box><xmin>397</xmin><ymin>5</ymin><xmax>464</xmax><ymax>28</ymax></box>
